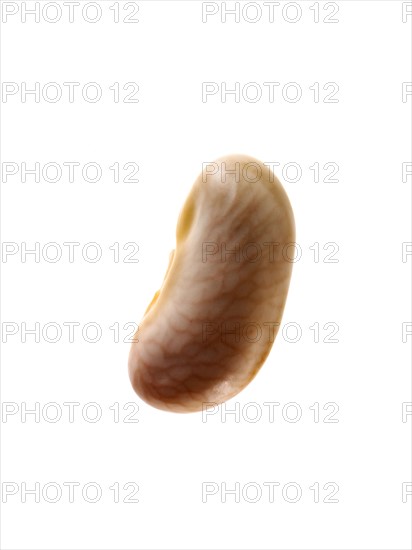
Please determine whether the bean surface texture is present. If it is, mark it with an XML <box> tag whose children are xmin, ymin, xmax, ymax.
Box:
<box><xmin>128</xmin><ymin>155</ymin><xmax>295</xmax><ymax>412</ymax></box>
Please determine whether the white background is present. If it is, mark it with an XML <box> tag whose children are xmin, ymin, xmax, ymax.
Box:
<box><xmin>1</xmin><ymin>1</ymin><xmax>411</xmax><ymax>549</ymax></box>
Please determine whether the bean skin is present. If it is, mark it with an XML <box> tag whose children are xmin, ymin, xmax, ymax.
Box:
<box><xmin>128</xmin><ymin>155</ymin><xmax>295</xmax><ymax>413</ymax></box>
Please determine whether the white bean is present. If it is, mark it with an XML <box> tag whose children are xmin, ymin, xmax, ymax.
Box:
<box><xmin>128</xmin><ymin>155</ymin><xmax>295</xmax><ymax>412</ymax></box>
